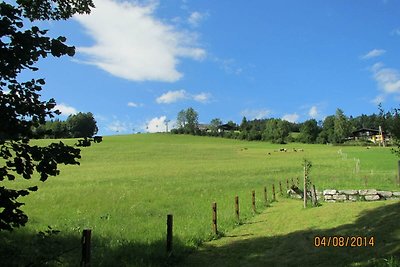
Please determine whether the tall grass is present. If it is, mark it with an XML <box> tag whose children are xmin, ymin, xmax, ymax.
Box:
<box><xmin>1</xmin><ymin>134</ymin><xmax>398</xmax><ymax>265</ymax></box>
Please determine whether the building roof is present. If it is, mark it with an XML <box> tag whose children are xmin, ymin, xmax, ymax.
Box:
<box><xmin>218</xmin><ymin>123</ymin><xmax>237</xmax><ymax>131</ymax></box>
<box><xmin>352</xmin><ymin>128</ymin><xmax>379</xmax><ymax>135</ymax></box>
<box><xmin>198</xmin><ymin>124</ymin><xmax>211</xmax><ymax>131</ymax></box>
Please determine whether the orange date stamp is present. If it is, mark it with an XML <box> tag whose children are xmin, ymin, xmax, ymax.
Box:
<box><xmin>314</xmin><ymin>236</ymin><xmax>375</xmax><ymax>247</ymax></box>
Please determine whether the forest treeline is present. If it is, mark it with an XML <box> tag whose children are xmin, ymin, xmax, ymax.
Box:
<box><xmin>32</xmin><ymin>112</ymin><xmax>98</xmax><ymax>139</ymax></box>
<box><xmin>171</xmin><ymin>107</ymin><xmax>400</xmax><ymax>145</ymax></box>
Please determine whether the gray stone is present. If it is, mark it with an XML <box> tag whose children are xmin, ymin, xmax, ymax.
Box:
<box><xmin>359</xmin><ymin>189</ymin><xmax>377</xmax><ymax>196</ymax></box>
<box><xmin>377</xmin><ymin>191</ymin><xmax>393</xmax><ymax>198</ymax></box>
<box><xmin>326</xmin><ymin>200</ymin><xmax>336</xmax><ymax>203</ymax></box>
<box><xmin>323</xmin><ymin>189</ymin><xmax>337</xmax><ymax>195</ymax></box>
<box><xmin>332</xmin><ymin>194</ymin><xmax>347</xmax><ymax>201</ymax></box>
<box><xmin>348</xmin><ymin>195</ymin><xmax>358</xmax><ymax>201</ymax></box>
<box><xmin>392</xmin><ymin>192</ymin><xmax>400</xmax><ymax>197</ymax></box>
<box><xmin>324</xmin><ymin>195</ymin><xmax>333</xmax><ymax>200</ymax></box>
<box><xmin>364</xmin><ymin>195</ymin><xmax>380</xmax><ymax>201</ymax></box>
<box><xmin>338</xmin><ymin>190</ymin><xmax>358</xmax><ymax>195</ymax></box>
<box><xmin>386</xmin><ymin>197</ymin><xmax>400</xmax><ymax>201</ymax></box>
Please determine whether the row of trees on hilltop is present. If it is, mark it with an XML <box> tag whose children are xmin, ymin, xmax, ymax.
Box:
<box><xmin>171</xmin><ymin>107</ymin><xmax>400</xmax><ymax>145</ymax></box>
<box><xmin>32</xmin><ymin>112</ymin><xmax>98</xmax><ymax>139</ymax></box>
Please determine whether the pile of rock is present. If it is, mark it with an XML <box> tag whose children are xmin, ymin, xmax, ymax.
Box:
<box><xmin>322</xmin><ymin>189</ymin><xmax>400</xmax><ymax>202</ymax></box>
<box><xmin>287</xmin><ymin>188</ymin><xmax>400</xmax><ymax>202</ymax></box>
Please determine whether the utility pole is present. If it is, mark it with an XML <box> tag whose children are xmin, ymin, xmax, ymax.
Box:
<box><xmin>379</xmin><ymin>125</ymin><xmax>386</xmax><ymax>147</ymax></box>
<box><xmin>165</xmin><ymin>119</ymin><xmax>170</xmax><ymax>133</ymax></box>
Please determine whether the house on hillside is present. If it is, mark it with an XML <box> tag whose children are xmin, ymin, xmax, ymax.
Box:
<box><xmin>352</xmin><ymin>128</ymin><xmax>379</xmax><ymax>140</ymax></box>
<box><xmin>351</xmin><ymin>128</ymin><xmax>391</xmax><ymax>144</ymax></box>
<box><xmin>197</xmin><ymin>124</ymin><xmax>211</xmax><ymax>132</ymax></box>
<box><xmin>218</xmin><ymin>123</ymin><xmax>238</xmax><ymax>132</ymax></box>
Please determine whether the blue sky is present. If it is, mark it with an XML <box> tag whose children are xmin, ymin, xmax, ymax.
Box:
<box><xmin>27</xmin><ymin>0</ymin><xmax>400</xmax><ymax>135</ymax></box>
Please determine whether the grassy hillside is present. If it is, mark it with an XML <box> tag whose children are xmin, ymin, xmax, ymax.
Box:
<box><xmin>182</xmin><ymin>198</ymin><xmax>400</xmax><ymax>267</ymax></box>
<box><xmin>0</xmin><ymin>134</ymin><xmax>398</xmax><ymax>266</ymax></box>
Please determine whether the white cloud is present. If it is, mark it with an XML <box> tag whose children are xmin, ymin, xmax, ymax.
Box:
<box><xmin>371</xmin><ymin>63</ymin><xmax>400</xmax><ymax>94</ymax></box>
<box><xmin>156</xmin><ymin>90</ymin><xmax>212</xmax><ymax>104</ymax></box>
<box><xmin>282</xmin><ymin>113</ymin><xmax>299</xmax><ymax>123</ymax></box>
<box><xmin>156</xmin><ymin>90</ymin><xmax>188</xmax><ymax>104</ymax></box>
<box><xmin>74</xmin><ymin>0</ymin><xmax>205</xmax><ymax>82</ymax></box>
<box><xmin>371</xmin><ymin>95</ymin><xmax>385</xmax><ymax>105</ymax></box>
<box><xmin>371</xmin><ymin>62</ymin><xmax>384</xmax><ymax>72</ymax></box>
<box><xmin>107</xmin><ymin>120</ymin><xmax>131</xmax><ymax>133</ymax></box>
<box><xmin>193</xmin><ymin>92</ymin><xmax>211</xmax><ymax>103</ymax></box>
<box><xmin>188</xmin><ymin>11</ymin><xmax>208</xmax><ymax>27</ymax></box>
<box><xmin>180</xmin><ymin>0</ymin><xmax>189</xmax><ymax>10</ymax></box>
<box><xmin>55</xmin><ymin>103</ymin><xmax>78</xmax><ymax>116</ymax></box>
<box><xmin>213</xmin><ymin>57</ymin><xmax>243</xmax><ymax>75</ymax></box>
<box><xmin>94</xmin><ymin>114</ymin><xmax>108</xmax><ymax>122</ymax></box>
<box><xmin>308</xmin><ymin>106</ymin><xmax>319</xmax><ymax>118</ymax></box>
<box><xmin>391</xmin><ymin>28</ymin><xmax>400</xmax><ymax>36</ymax></box>
<box><xmin>127</xmin><ymin>102</ymin><xmax>143</xmax><ymax>107</ymax></box>
<box><xmin>146</xmin><ymin>116</ymin><xmax>167</xmax><ymax>133</ymax></box>
<box><xmin>361</xmin><ymin>49</ymin><xmax>386</xmax><ymax>60</ymax></box>
<box><xmin>241</xmin><ymin>109</ymin><xmax>271</xmax><ymax>120</ymax></box>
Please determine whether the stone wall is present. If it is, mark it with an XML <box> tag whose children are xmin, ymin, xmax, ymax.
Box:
<box><xmin>287</xmin><ymin>188</ymin><xmax>400</xmax><ymax>202</ymax></box>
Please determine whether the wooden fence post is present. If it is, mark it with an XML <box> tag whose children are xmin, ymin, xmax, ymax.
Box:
<box><xmin>235</xmin><ymin>196</ymin><xmax>240</xmax><ymax>222</ymax></box>
<box><xmin>212</xmin><ymin>202</ymin><xmax>218</xmax><ymax>235</ymax></box>
<box><xmin>311</xmin><ymin>185</ymin><xmax>318</xmax><ymax>207</ymax></box>
<box><xmin>264</xmin><ymin>186</ymin><xmax>268</xmax><ymax>204</ymax></box>
<box><xmin>297</xmin><ymin>177</ymin><xmax>299</xmax><ymax>186</ymax></box>
<box><xmin>303</xmin><ymin>167</ymin><xmax>307</xmax><ymax>208</ymax></box>
<box><xmin>272</xmin><ymin>184</ymin><xmax>276</xmax><ymax>201</ymax></box>
<box><xmin>291</xmin><ymin>178</ymin><xmax>294</xmax><ymax>187</ymax></box>
<box><xmin>252</xmin><ymin>190</ymin><xmax>256</xmax><ymax>213</ymax></box>
<box><xmin>166</xmin><ymin>214</ymin><xmax>173</xmax><ymax>254</ymax></box>
<box><xmin>286</xmin><ymin>179</ymin><xmax>289</xmax><ymax>191</ymax></box>
<box><xmin>279</xmin><ymin>181</ymin><xmax>283</xmax><ymax>196</ymax></box>
<box><xmin>398</xmin><ymin>160</ymin><xmax>400</xmax><ymax>186</ymax></box>
<box><xmin>81</xmin><ymin>229</ymin><xmax>91</xmax><ymax>267</ymax></box>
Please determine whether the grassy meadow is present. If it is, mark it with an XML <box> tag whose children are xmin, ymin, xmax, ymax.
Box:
<box><xmin>0</xmin><ymin>134</ymin><xmax>399</xmax><ymax>266</ymax></box>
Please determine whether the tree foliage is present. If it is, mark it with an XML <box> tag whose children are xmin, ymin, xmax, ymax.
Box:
<box><xmin>66</xmin><ymin>112</ymin><xmax>98</xmax><ymax>138</ymax></box>
<box><xmin>176</xmin><ymin>110</ymin><xmax>187</xmax><ymax>129</ymax></box>
<box><xmin>316</xmin><ymin>115</ymin><xmax>335</xmax><ymax>144</ymax></box>
<box><xmin>175</xmin><ymin>107</ymin><xmax>199</xmax><ymax>134</ymax></box>
<box><xmin>298</xmin><ymin>119</ymin><xmax>320</xmax><ymax>144</ymax></box>
<box><xmin>16</xmin><ymin>0</ymin><xmax>94</xmax><ymax>21</ymax></box>
<box><xmin>0</xmin><ymin>0</ymin><xmax>94</xmax><ymax>231</ymax></box>
<box><xmin>210</xmin><ymin>118</ymin><xmax>222</xmax><ymax>133</ymax></box>
<box><xmin>333</xmin><ymin>108</ymin><xmax>352</xmax><ymax>143</ymax></box>
<box><xmin>171</xmin><ymin>106</ymin><xmax>399</xmax><ymax>147</ymax></box>
<box><xmin>32</xmin><ymin>113</ymin><xmax>98</xmax><ymax>139</ymax></box>
<box><xmin>378</xmin><ymin>107</ymin><xmax>400</xmax><ymax>157</ymax></box>
<box><xmin>185</xmin><ymin>107</ymin><xmax>199</xmax><ymax>134</ymax></box>
<box><xmin>263</xmin><ymin>119</ymin><xmax>290</xmax><ymax>144</ymax></box>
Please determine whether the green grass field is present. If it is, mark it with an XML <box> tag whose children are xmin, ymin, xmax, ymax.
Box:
<box><xmin>0</xmin><ymin>134</ymin><xmax>399</xmax><ymax>266</ymax></box>
<box><xmin>182</xmin><ymin>198</ymin><xmax>400</xmax><ymax>267</ymax></box>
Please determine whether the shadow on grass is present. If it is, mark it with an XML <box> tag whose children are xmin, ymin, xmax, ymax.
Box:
<box><xmin>183</xmin><ymin>201</ymin><xmax>400</xmax><ymax>267</ymax></box>
<box><xmin>0</xmin><ymin>228</ymin><xmax>192</xmax><ymax>266</ymax></box>
<box><xmin>1</xmin><ymin>202</ymin><xmax>399</xmax><ymax>266</ymax></box>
